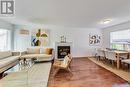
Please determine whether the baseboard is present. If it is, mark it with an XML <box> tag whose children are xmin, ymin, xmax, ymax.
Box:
<box><xmin>88</xmin><ymin>56</ymin><xmax>95</xmax><ymax>58</ymax></box>
<box><xmin>73</xmin><ymin>56</ymin><xmax>95</xmax><ymax>58</ymax></box>
<box><xmin>72</xmin><ymin>56</ymin><xmax>95</xmax><ymax>59</ymax></box>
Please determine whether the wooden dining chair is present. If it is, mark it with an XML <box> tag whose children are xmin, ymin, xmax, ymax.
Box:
<box><xmin>53</xmin><ymin>54</ymin><xmax>72</xmax><ymax>76</ymax></box>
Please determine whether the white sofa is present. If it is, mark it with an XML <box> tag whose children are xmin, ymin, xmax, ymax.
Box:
<box><xmin>0</xmin><ymin>51</ymin><xmax>20</xmax><ymax>74</ymax></box>
<box><xmin>20</xmin><ymin>48</ymin><xmax>54</xmax><ymax>62</ymax></box>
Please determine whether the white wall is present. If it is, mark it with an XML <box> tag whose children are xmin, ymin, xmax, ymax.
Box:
<box><xmin>50</xmin><ymin>28</ymin><xmax>102</xmax><ymax>57</ymax></box>
<box><xmin>102</xmin><ymin>21</ymin><xmax>130</xmax><ymax>48</ymax></box>
<box><xmin>14</xmin><ymin>25</ymin><xmax>102</xmax><ymax>57</ymax></box>
<box><xmin>0</xmin><ymin>20</ymin><xmax>14</xmax><ymax>29</ymax></box>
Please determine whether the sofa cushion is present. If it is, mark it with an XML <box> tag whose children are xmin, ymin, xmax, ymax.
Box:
<box><xmin>44</xmin><ymin>48</ymin><xmax>53</xmax><ymax>55</ymax></box>
<box><xmin>21</xmin><ymin>54</ymin><xmax>52</xmax><ymax>59</ymax></box>
<box><xmin>36</xmin><ymin>54</ymin><xmax>52</xmax><ymax>58</ymax></box>
<box><xmin>0</xmin><ymin>51</ymin><xmax>12</xmax><ymax>59</ymax></box>
<box><xmin>0</xmin><ymin>56</ymin><xmax>19</xmax><ymax>69</ymax></box>
<box><xmin>27</xmin><ymin>48</ymin><xmax>40</xmax><ymax>54</ymax></box>
<box><xmin>40</xmin><ymin>48</ymin><xmax>46</xmax><ymax>54</ymax></box>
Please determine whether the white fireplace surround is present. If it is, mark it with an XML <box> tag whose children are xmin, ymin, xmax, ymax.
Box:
<box><xmin>55</xmin><ymin>42</ymin><xmax>72</xmax><ymax>59</ymax></box>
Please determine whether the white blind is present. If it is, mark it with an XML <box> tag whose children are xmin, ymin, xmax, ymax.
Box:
<box><xmin>110</xmin><ymin>29</ymin><xmax>130</xmax><ymax>44</ymax></box>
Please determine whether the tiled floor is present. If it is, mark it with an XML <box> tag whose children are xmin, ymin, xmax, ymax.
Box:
<box><xmin>48</xmin><ymin>58</ymin><xmax>129</xmax><ymax>87</ymax></box>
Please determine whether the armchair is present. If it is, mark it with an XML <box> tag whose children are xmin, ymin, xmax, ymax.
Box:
<box><xmin>53</xmin><ymin>54</ymin><xmax>72</xmax><ymax>76</ymax></box>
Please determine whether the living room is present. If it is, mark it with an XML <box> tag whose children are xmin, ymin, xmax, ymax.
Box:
<box><xmin>0</xmin><ymin>0</ymin><xmax>130</xmax><ymax>87</ymax></box>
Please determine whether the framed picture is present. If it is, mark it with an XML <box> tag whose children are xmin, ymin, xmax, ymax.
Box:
<box><xmin>31</xmin><ymin>29</ymin><xmax>50</xmax><ymax>46</ymax></box>
<box><xmin>89</xmin><ymin>34</ymin><xmax>101</xmax><ymax>46</ymax></box>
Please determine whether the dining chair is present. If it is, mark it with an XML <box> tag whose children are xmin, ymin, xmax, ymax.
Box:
<box><xmin>120</xmin><ymin>54</ymin><xmax>128</xmax><ymax>60</ymax></box>
<box><xmin>94</xmin><ymin>48</ymin><xmax>98</xmax><ymax>58</ymax></box>
<box><xmin>104</xmin><ymin>50</ymin><xmax>109</xmax><ymax>63</ymax></box>
<box><xmin>106</xmin><ymin>51</ymin><xmax>117</xmax><ymax>66</ymax></box>
<box><xmin>97</xmin><ymin>49</ymin><xmax>105</xmax><ymax>61</ymax></box>
<box><xmin>121</xmin><ymin>59</ymin><xmax>130</xmax><ymax>70</ymax></box>
<box><xmin>104</xmin><ymin>50</ymin><xmax>109</xmax><ymax>59</ymax></box>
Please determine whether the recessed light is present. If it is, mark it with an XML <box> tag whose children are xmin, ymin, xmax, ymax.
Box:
<box><xmin>101</xmin><ymin>19</ymin><xmax>112</xmax><ymax>24</ymax></box>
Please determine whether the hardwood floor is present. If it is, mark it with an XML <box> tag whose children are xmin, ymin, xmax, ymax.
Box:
<box><xmin>48</xmin><ymin>58</ymin><xmax>129</xmax><ymax>87</ymax></box>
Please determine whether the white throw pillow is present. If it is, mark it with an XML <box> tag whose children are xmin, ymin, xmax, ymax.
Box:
<box><xmin>62</xmin><ymin>56</ymin><xmax>70</xmax><ymax>66</ymax></box>
<box><xmin>27</xmin><ymin>48</ymin><xmax>40</xmax><ymax>54</ymax></box>
<box><xmin>40</xmin><ymin>48</ymin><xmax>45</xmax><ymax>54</ymax></box>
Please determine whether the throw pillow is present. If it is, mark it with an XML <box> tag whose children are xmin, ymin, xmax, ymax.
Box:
<box><xmin>27</xmin><ymin>48</ymin><xmax>40</xmax><ymax>54</ymax></box>
<box><xmin>62</xmin><ymin>55</ymin><xmax>70</xmax><ymax>66</ymax></box>
<box><xmin>45</xmin><ymin>48</ymin><xmax>53</xmax><ymax>55</ymax></box>
<box><xmin>0</xmin><ymin>51</ymin><xmax>12</xmax><ymax>59</ymax></box>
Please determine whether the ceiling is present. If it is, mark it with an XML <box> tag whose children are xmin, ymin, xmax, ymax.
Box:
<box><xmin>1</xmin><ymin>0</ymin><xmax>130</xmax><ymax>29</ymax></box>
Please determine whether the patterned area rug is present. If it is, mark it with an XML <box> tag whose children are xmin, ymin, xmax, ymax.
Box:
<box><xmin>48</xmin><ymin>58</ymin><xmax>129</xmax><ymax>87</ymax></box>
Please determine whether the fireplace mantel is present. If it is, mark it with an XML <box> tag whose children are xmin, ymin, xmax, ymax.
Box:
<box><xmin>55</xmin><ymin>42</ymin><xmax>72</xmax><ymax>59</ymax></box>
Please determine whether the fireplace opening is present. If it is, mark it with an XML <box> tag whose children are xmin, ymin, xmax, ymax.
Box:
<box><xmin>57</xmin><ymin>46</ymin><xmax>70</xmax><ymax>59</ymax></box>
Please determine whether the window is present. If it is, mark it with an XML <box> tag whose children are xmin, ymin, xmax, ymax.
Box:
<box><xmin>0</xmin><ymin>29</ymin><xmax>11</xmax><ymax>51</ymax></box>
<box><xmin>111</xmin><ymin>44</ymin><xmax>124</xmax><ymax>50</ymax></box>
<box><xmin>110</xmin><ymin>29</ymin><xmax>130</xmax><ymax>51</ymax></box>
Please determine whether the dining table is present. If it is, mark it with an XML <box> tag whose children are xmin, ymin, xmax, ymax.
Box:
<box><xmin>100</xmin><ymin>49</ymin><xmax>130</xmax><ymax>69</ymax></box>
<box><xmin>114</xmin><ymin>50</ymin><xmax>130</xmax><ymax>69</ymax></box>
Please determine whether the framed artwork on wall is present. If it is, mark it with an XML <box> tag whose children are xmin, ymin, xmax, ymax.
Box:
<box><xmin>31</xmin><ymin>29</ymin><xmax>50</xmax><ymax>46</ymax></box>
<box><xmin>89</xmin><ymin>34</ymin><xmax>101</xmax><ymax>46</ymax></box>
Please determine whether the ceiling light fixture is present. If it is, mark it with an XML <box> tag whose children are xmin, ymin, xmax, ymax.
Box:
<box><xmin>101</xmin><ymin>19</ymin><xmax>112</xmax><ymax>24</ymax></box>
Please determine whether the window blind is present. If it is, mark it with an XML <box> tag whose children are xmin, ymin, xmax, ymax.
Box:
<box><xmin>110</xmin><ymin>29</ymin><xmax>130</xmax><ymax>44</ymax></box>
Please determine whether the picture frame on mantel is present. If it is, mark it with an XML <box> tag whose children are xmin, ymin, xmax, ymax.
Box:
<box><xmin>89</xmin><ymin>34</ymin><xmax>101</xmax><ymax>46</ymax></box>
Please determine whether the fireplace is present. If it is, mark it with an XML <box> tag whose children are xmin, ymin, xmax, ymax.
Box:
<box><xmin>55</xmin><ymin>42</ymin><xmax>72</xmax><ymax>59</ymax></box>
<box><xmin>58</xmin><ymin>46</ymin><xmax>70</xmax><ymax>59</ymax></box>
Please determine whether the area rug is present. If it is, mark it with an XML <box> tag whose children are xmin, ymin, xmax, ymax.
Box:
<box><xmin>48</xmin><ymin>58</ymin><xmax>129</xmax><ymax>87</ymax></box>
